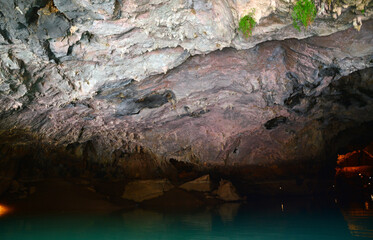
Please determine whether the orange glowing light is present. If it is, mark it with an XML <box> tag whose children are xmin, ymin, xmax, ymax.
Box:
<box><xmin>337</xmin><ymin>150</ymin><xmax>360</xmax><ymax>165</ymax></box>
<box><xmin>0</xmin><ymin>204</ymin><xmax>11</xmax><ymax>216</ymax></box>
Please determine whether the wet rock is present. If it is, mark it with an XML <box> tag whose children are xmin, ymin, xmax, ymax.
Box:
<box><xmin>179</xmin><ymin>174</ymin><xmax>212</xmax><ymax>192</ymax></box>
<box><xmin>122</xmin><ymin>179</ymin><xmax>174</xmax><ymax>202</ymax></box>
<box><xmin>216</xmin><ymin>180</ymin><xmax>242</xmax><ymax>202</ymax></box>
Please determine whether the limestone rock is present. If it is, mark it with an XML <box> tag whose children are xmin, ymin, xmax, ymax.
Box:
<box><xmin>54</xmin><ymin>0</ymin><xmax>116</xmax><ymax>20</ymax></box>
<box><xmin>217</xmin><ymin>180</ymin><xmax>242</xmax><ymax>202</ymax></box>
<box><xmin>179</xmin><ymin>174</ymin><xmax>212</xmax><ymax>192</ymax></box>
<box><xmin>122</xmin><ymin>179</ymin><xmax>174</xmax><ymax>202</ymax></box>
<box><xmin>36</xmin><ymin>12</ymin><xmax>70</xmax><ymax>39</ymax></box>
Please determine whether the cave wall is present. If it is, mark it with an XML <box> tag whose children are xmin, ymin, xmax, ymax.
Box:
<box><xmin>1</xmin><ymin>0</ymin><xmax>373</xmax><ymax>192</ymax></box>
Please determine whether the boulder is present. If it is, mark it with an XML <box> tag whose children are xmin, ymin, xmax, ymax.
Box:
<box><xmin>179</xmin><ymin>174</ymin><xmax>212</xmax><ymax>192</ymax></box>
<box><xmin>216</xmin><ymin>179</ymin><xmax>242</xmax><ymax>202</ymax></box>
<box><xmin>122</xmin><ymin>179</ymin><xmax>174</xmax><ymax>202</ymax></box>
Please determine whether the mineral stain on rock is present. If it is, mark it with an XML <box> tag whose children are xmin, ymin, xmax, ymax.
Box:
<box><xmin>116</xmin><ymin>90</ymin><xmax>176</xmax><ymax>116</ymax></box>
<box><xmin>264</xmin><ymin>116</ymin><xmax>288</xmax><ymax>130</ymax></box>
<box><xmin>318</xmin><ymin>66</ymin><xmax>340</xmax><ymax>78</ymax></box>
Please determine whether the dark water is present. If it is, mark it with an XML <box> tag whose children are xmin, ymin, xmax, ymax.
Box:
<box><xmin>1</xmin><ymin>198</ymin><xmax>373</xmax><ymax>240</ymax></box>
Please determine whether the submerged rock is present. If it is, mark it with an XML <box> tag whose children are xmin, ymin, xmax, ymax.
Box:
<box><xmin>122</xmin><ymin>179</ymin><xmax>174</xmax><ymax>202</ymax></box>
<box><xmin>179</xmin><ymin>174</ymin><xmax>212</xmax><ymax>192</ymax></box>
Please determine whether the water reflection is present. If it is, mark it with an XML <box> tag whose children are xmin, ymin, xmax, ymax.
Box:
<box><xmin>218</xmin><ymin>203</ymin><xmax>240</xmax><ymax>223</ymax></box>
<box><xmin>0</xmin><ymin>199</ymin><xmax>372</xmax><ymax>240</ymax></box>
<box><xmin>341</xmin><ymin>200</ymin><xmax>373</xmax><ymax>238</ymax></box>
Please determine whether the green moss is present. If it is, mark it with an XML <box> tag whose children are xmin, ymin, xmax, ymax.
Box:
<box><xmin>238</xmin><ymin>9</ymin><xmax>256</xmax><ymax>38</ymax></box>
<box><xmin>292</xmin><ymin>0</ymin><xmax>318</xmax><ymax>32</ymax></box>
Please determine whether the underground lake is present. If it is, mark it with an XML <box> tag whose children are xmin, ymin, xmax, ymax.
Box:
<box><xmin>0</xmin><ymin>191</ymin><xmax>373</xmax><ymax>239</ymax></box>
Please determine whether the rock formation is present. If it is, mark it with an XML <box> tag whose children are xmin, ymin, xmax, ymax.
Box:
<box><xmin>216</xmin><ymin>179</ymin><xmax>242</xmax><ymax>201</ymax></box>
<box><xmin>1</xmin><ymin>0</ymin><xmax>373</xmax><ymax>196</ymax></box>
<box><xmin>180</xmin><ymin>174</ymin><xmax>211</xmax><ymax>192</ymax></box>
<box><xmin>122</xmin><ymin>179</ymin><xmax>174</xmax><ymax>202</ymax></box>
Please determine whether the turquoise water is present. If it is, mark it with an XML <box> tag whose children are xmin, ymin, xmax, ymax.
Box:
<box><xmin>1</xmin><ymin>199</ymin><xmax>372</xmax><ymax>240</ymax></box>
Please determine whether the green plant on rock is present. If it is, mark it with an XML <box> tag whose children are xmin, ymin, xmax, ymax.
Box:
<box><xmin>292</xmin><ymin>0</ymin><xmax>318</xmax><ymax>32</ymax></box>
<box><xmin>239</xmin><ymin>9</ymin><xmax>256</xmax><ymax>38</ymax></box>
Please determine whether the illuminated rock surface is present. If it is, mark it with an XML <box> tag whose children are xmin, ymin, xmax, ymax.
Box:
<box><xmin>216</xmin><ymin>179</ymin><xmax>242</xmax><ymax>202</ymax></box>
<box><xmin>180</xmin><ymin>174</ymin><xmax>212</xmax><ymax>192</ymax></box>
<box><xmin>122</xmin><ymin>179</ymin><xmax>174</xmax><ymax>202</ymax></box>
